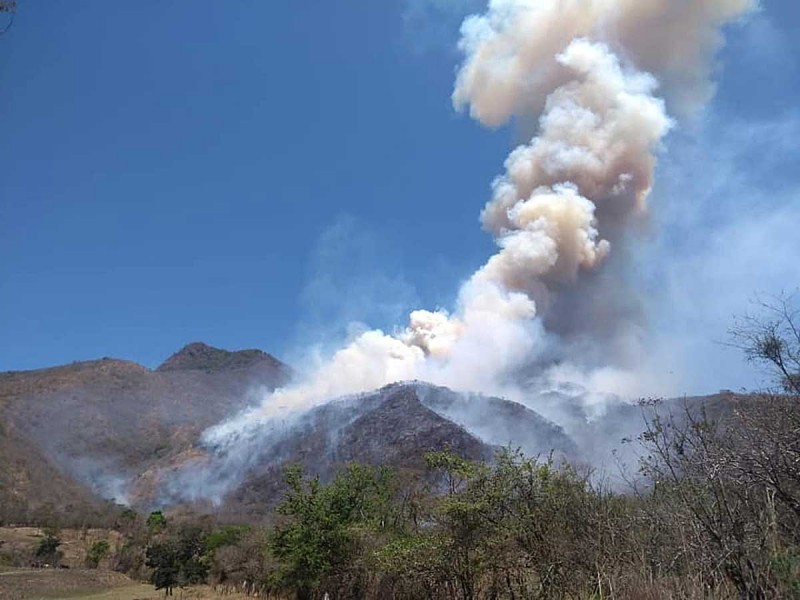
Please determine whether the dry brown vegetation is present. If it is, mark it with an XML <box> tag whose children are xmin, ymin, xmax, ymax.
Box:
<box><xmin>0</xmin><ymin>343</ymin><xmax>290</xmax><ymax>524</ymax></box>
<box><xmin>0</xmin><ymin>567</ymin><xmax>135</xmax><ymax>599</ymax></box>
<box><xmin>0</xmin><ymin>527</ymin><xmax>124</xmax><ymax>569</ymax></box>
<box><xmin>0</xmin><ymin>569</ymin><xmax>269</xmax><ymax>600</ymax></box>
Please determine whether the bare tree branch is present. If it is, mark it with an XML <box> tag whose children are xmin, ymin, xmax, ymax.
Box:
<box><xmin>729</xmin><ymin>292</ymin><xmax>800</xmax><ymax>395</ymax></box>
<box><xmin>0</xmin><ymin>0</ymin><xmax>15</xmax><ymax>35</ymax></box>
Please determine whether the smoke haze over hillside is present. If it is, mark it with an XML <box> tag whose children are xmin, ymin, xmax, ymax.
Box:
<box><xmin>201</xmin><ymin>0</ymin><xmax>755</xmax><ymax>459</ymax></box>
<box><xmin>5</xmin><ymin>1</ymin><xmax>800</xmax><ymax>519</ymax></box>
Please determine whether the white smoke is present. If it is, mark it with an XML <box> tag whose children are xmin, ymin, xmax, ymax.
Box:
<box><xmin>202</xmin><ymin>0</ymin><xmax>754</xmax><ymax>454</ymax></box>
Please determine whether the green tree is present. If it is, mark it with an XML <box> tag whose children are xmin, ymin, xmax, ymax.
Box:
<box><xmin>175</xmin><ymin>526</ymin><xmax>210</xmax><ymax>585</ymax></box>
<box><xmin>379</xmin><ymin>449</ymin><xmax>614</xmax><ymax>599</ymax></box>
<box><xmin>145</xmin><ymin>526</ymin><xmax>210</xmax><ymax>596</ymax></box>
<box><xmin>85</xmin><ymin>540</ymin><xmax>111</xmax><ymax>568</ymax></box>
<box><xmin>205</xmin><ymin>525</ymin><xmax>249</xmax><ymax>554</ymax></box>
<box><xmin>34</xmin><ymin>529</ymin><xmax>63</xmax><ymax>566</ymax></box>
<box><xmin>269</xmin><ymin>463</ymin><xmax>394</xmax><ymax>600</ymax></box>
<box><xmin>146</xmin><ymin>510</ymin><xmax>167</xmax><ymax>535</ymax></box>
<box><xmin>146</xmin><ymin>541</ymin><xmax>180</xmax><ymax>596</ymax></box>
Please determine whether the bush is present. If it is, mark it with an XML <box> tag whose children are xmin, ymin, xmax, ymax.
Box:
<box><xmin>33</xmin><ymin>530</ymin><xmax>63</xmax><ymax>567</ymax></box>
<box><xmin>146</xmin><ymin>510</ymin><xmax>167</xmax><ymax>534</ymax></box>
<box><xmin>85</xmin><ymin>540</ymin><xmax>111</xmax><ymax>568</ymax></box>
<box><xmin>267</xmin><ymin>463</ymin><xmax>395</xmax><ymax>600</ymax></box>
<box><xmin>145</xmin><ymin>525</ymin><xmax>209</xmax><ymax>595</ymax></box>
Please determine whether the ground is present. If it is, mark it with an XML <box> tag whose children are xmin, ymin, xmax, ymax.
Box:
<box><xmin>0</xmin><ymin>568</ymin><xmax>262</xmax><ymax>599</ymax></box>
<box><xmin>0</xmin><ymin>527</ymin><xmax>280</xmax><ymax>599</ymax></box>
<box><xmin>0</xmin><ymin>567</ymin><xmax>142</xmax><ymax>599</ymax></box>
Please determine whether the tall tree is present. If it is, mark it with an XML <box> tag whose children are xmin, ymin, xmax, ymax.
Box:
<box><xmin>269</xmin><ymin>463</ymin><xmax>394</xmax><ymax>600</ymax></box>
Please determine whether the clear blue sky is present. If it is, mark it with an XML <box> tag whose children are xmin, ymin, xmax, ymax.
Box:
<box><xmin>2</xmin><ymin>1</ymin><xmax>799</xmax><ymax>392</ymax></box>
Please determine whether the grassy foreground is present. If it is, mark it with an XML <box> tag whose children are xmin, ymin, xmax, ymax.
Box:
<box><xmin>0</xmin><ymin>567</ymin><xmax>260</xmax><ymax>600</ymax></box>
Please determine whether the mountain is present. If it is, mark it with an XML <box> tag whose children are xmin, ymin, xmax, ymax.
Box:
<box><xmin>220</xmin><ymin>384</ymin><xmax>494</xmax><ymax>519</ymax></box>
<box><xmin>414</xmin><ymin>384</ymin><xmax>578</xmax><ymax>458</ymax></box>
<box><xmin>133</xmin><ymin>382</ymin><xmax>577</xmax><ymax>519</ymax></box>
<box><xmin>0</xmin><ymin>343</ymin><xmax>750</xmax><ymax>524</ymax></box>
<box><xmin>0</xmin><ymin>343</ymin><xmax>291</xmax><ymax>520</ymax></box>
<box><xmin>157</xmin><ymin>341</ymin><xmax>287</xmax><ymax>375</ymax></box>
<box><xmin>234</xmin><ymin>383</ymin><xmax>578</xmax><ymax>515</ymax></box>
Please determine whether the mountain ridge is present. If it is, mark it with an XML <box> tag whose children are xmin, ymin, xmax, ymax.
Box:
<box><xmin>0</xmin><ymin>342</ymin><xmax>292</xmax><ymax>519</ymax></box>
<box><xmin>156</xmin><ymin>341</ymin><xmax>286</xmax><ymax>373</ymax></box>
<box><xmin>0</xmin><ymin>343</ymin><xmax>751</xmax><ymax>525</ymax></box>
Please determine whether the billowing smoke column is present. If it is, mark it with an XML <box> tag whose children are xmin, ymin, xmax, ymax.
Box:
<box><xmin>203</xmin><ymin>0</ymin><xmax>755</xmax><ymax>447</ymax></box>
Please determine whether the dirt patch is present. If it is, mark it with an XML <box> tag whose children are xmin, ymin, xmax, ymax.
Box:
<box><xmin>0</xmin><ymin>568</ymin><xmax>134</xmax><ymax>599</ymax></box>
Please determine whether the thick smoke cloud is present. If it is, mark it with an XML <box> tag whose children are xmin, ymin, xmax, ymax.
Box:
<box><xmin>453</xmin><ymin>0</ymin><xmax>756</xmax><ymax>123</ymax></box>
<box><xmin>202</xmin><ymin>0</ymin><xmax>755</xmax><ymax>461</ymax></box>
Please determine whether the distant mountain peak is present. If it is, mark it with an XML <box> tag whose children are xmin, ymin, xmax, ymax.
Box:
<box><xmin>156</xmin><ymin>342</ymin><xmax>284</xmax><ymax>373</ymax></box>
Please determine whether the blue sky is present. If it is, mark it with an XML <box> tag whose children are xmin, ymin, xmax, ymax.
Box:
<box><xmin>2</xmin><ymin>1</ymin><xmax>799</xmax><ymax>393</ymax></box>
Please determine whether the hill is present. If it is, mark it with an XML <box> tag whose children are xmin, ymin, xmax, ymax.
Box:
<box><xmin>0</xmin><ymin>344</ymin><xmax>751</xmax><ymax>524</ymax></box>
<box><xmin>126</xmin><ymin>382</ymin><xmax>577</xmax><ymax>519</ymax></box>
<box><xmin>0</xmin><ymin>343</ymin><xmax>291</xmax><ymax>521</ymax></box>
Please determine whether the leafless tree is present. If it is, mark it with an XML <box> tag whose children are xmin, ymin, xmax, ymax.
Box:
<box><xmin>636</xmin><ymin>295</ymin><xmax>800</xmax><ymax>598</ymax></box>
<box><xmin>731</xmin><ymin>292</ymin><xmax>800</xmax><ymax>395</ymax></box>
<box><xmin>638</xmin><ymin>400</ymin><xmax>781</xmax><ymax>598</ymax></box>
<box><xmin>0</xmin><ymin>0</ymin><xmax>15</xmax><ymax>35</ymax></box>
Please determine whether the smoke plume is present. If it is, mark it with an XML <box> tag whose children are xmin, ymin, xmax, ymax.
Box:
<box><xmin>202</xmin><ymin>0</ymin><xmax>754</xmax><ymax>457</ymax></box>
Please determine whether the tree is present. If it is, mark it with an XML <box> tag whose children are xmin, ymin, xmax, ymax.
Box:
<box><xmin>147</xmin><ymin>510</ymin><xmax>167</xmax><ymax>535</ymax></box>
<box><xmin>174</xmin><ymin>525</ymin><xmax>210</xmax><ymax>586</ymax></box>
<box><xmin>208</xmin><ymin>527</ymin><xmax>269</xmax><ymax>591</ymax></box>
<box><xmin>34</xmin><ymin>529</ymin><xmax>63</xmax><ymax>567</ymax></box>
<box><xmin>417</xmin><ymin>449</ymin><xmax>613</xmax><ymax>600</ymax></box>
<box><xmin>731</xmin><ymin>293</ymin><xmax>800</xmax><ymax>395</ymax></box>
<box><xmin>638</xmin><ymin>401</ymin><xmax>780</xmax><ymax>596</ymax></box>
<box><xmin>635</xmin><ymin>297</ymin><xmax>800</xmax><ymax>598</ymax></box>
<box><xmin>269</xmin><ymin>463</ymin><xmax>394</xmax><ymax>600</ymax></box>
<box><xmin>145</xmin><ymin>526</ymin><xmax>209</xmax><ymax>596</ymax></box>
<box><xmin>85</xmin><ymin>540</ymin><xmax>111</xmax><ymax>569</ymax></box>
<box><xmin>115</xmin><ymin>507</ymin><xmax>141</xmax><ymax>538</ymax></box>
<box><xmin>205</xmin><ymin>525</ymin><xmax>248</xmax><ymax>554</ymax></box>
<box><xmin>146</xmin><ymin>541</ymin><xmax>180</xmax><ymax>596</ymax></box>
